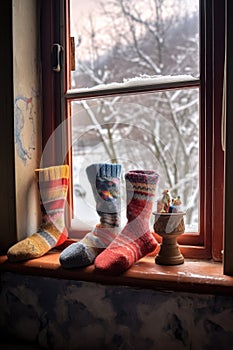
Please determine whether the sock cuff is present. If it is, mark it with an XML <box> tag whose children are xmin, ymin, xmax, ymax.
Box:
<box><xmin>125</xmin><ymin>170</ymin><xmax>159</xmax><ymax>185</ymax></box>
<box><xmin>35</xmin><ymin>165</ymin><xmax>69</xmax><ymax>182</ymax></box>
<box><xmin>86</xmin><ymin>163</ymin><xmax>121</xmax><ymax>182</ymax></box>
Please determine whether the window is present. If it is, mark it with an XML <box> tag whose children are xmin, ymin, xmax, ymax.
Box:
<box><xmin>41</xmin><ymin>0</ymin><xmax>225</xmax><ymax>261</ymax></box>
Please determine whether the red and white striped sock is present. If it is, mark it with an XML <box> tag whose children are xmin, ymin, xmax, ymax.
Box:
<box><xmin>94</xmin><ymin>170</ymin><xmax>159</xmax><ymax>275</ymax></box>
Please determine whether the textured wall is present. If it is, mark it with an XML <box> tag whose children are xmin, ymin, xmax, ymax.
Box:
<box><xmin>1</xmin><ymin>272</ymin><xmax>233</xmax><ymax>350</ymax></box>
<box><xmin>13</xmin><ymin>0</ymin><xmax>42</xmax><ymax>240</ymax></box>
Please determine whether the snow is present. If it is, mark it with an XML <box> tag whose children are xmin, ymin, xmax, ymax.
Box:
<box><xmin>67</xmin><ymin>74</ymin><xmax>198</xmax><ymax>95</ymax></box>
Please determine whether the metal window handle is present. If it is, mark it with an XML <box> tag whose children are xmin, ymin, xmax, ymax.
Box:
<box><xmin>52</xmin><ymin>43</ymin><xmax>63</xmax><ymax>72</ymax></box>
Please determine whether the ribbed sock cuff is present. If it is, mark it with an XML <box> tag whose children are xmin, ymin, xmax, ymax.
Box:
<box><xmin>86</xmin><ymin>163</ymin><xmax>121</xmax><ymax>182</ymax></box>
<box><xmin>125</xmin><ymin>170</ymin><xmax>159</xmax><ymax>185</ymax></box>
<box><xmin>35</xmin><ymin>165</ymin><xmax>69</xmax><ymax>182</ymax></box>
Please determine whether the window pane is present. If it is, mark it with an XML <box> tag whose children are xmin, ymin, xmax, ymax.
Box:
<box><xmin>70</xmin><ymin>0</ymin><xmax>199</xmax><ymax>89</ymax></box>
<box><xmin>71</xmin><ymin>89</ymin><xmax>199</xmax><ymax>233</ymax></box>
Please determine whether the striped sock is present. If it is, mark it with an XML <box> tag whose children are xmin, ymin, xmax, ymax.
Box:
<box><xmin>7</xmin><ymin>165</ymin><xmax>69</xmax><ymax>262</ymax></box>
<box><xmin>94</xmin><ymin>170</ymin><xmax>159</xmax><ymax>275</ymax></box>
<box><xmin>59</xmin><ymin>163</ymin><xmax>121</xmax><ymax>268</ymax></box>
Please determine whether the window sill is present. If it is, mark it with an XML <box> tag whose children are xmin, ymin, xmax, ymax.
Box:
<box><xmin>0</xmin><ymin>249</ymin><xmax>232</xmax><ymax>296</ymax></box>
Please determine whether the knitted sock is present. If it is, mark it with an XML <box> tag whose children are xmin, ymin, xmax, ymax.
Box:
<box><xmin>59</xmin><ymin>163</ymin><xmax>121</xmax><ymax>268</ymax></box>
<box><xmin>94</xmin><ymin>170</ymin><xmax>159</xmax><ymax>275</ymax></box>
<box><xmin>7</xmin><ymin>165</ymin><xmax>69</xmax><ymax>262</ymax></box>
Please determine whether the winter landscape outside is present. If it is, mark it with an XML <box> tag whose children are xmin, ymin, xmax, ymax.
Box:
<box><xmin>69</xmin><ymin>0</ymin><xmax>200</xmax><ymax>233</ymax></box>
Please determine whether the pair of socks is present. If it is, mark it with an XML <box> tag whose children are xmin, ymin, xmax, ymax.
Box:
<box><xmin>7</xmin><ymin>164</ymin><xmax>159</xmax><ymax>275</ymax></box>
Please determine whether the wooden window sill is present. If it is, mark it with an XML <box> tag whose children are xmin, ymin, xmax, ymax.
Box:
<box><xmin>1</xmin><ymin>250</ymin><xmax>233</xmax><ymax>296</ymax></box>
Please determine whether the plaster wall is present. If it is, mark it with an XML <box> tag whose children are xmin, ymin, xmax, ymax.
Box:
<box><xmin>13</xmin><ymin>0</ymin><xmax>42</xmax><ymax>240</ymax></box>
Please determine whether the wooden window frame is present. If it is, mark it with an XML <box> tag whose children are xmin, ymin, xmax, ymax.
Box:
<box><xmin>40</xmin><ymin>0</ymin><xmax>225</xmax><ymax>261</ymax></box>
<box><xmin>224</xmin><ymin>0</ymin><xmax>233</xmax><ymax>275</ymax></box>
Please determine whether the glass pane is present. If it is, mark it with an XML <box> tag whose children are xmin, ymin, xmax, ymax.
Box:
<box><xmin>71</xmin><ymin>89</ymin><xmax>199</xmax><ymax>233</ymax></box>
<box><xmin>70</xmin><ymin>0</ymin><xmax>199</xmax><ymax>89</ymax></box>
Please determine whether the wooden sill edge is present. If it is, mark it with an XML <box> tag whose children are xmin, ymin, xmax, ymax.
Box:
<box><xmin>1</xmin><ymin>251</ymin><xmax>233</xmax><ymax>296</ymax></box>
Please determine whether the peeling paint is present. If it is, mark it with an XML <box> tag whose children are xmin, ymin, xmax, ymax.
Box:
<box><xmin>14</xmin><ymin>94</ymin><xmax>36</xmax><ymax>164</ymax></box>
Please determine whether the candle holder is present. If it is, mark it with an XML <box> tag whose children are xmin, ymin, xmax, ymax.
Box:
<box><xmin>153</xmin><ymin>212</ymin><xmax>185</xmax><ymax>265</ymax></box>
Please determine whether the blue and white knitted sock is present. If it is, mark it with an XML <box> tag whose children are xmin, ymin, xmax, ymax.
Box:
<box><xmin>60</xmin><ymin>163</ymin><xmax>121</xmax><ymax>268</ymax></box>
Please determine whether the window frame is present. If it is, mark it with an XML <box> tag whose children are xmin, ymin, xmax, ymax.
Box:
<box><xmin>224</xmin><ymin>0</ymin><xmax>233</xmax><ymax>275</ymax></box>
<box><xmin>40</xmin><ymin>0</ymin><xmax>225</xmax><ymax>261</ymax></box>
<box><xmin>212</xmin><ymin>0</ymin><xmax>225</xmax><ymax>262</ymax></box>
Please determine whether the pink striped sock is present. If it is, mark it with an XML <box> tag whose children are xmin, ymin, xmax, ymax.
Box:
<box><xmin>94</xmin><ymin>170</ymin><xmax>159</xmax><ymax>275</ymax></box>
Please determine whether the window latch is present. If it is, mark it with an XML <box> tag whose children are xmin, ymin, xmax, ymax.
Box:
<box><xmin>52</xmin><ymin>43</ymin><xmax>63</xmax><ymax>72</ymax></box>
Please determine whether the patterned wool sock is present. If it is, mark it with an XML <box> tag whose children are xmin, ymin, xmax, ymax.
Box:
<box><xmin>59</xmin><ymin>163</ymin><xmax>121</xmax><ymax>268</ymax></box>
<box><xmin>7</xmin><ymin>165</ymin><xmax>69</xmax><ymax>262</ymax></box>
<box><xmin>94</xmin><ymin>170</ymin><xmax>159</xmax><ymax>275</ymax></box>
